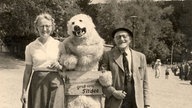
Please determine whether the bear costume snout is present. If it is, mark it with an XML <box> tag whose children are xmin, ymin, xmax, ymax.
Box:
<box><xmin>72</xmin><ymin>25</ymin><xmax>86</xmax><ymax>37</ymax></box>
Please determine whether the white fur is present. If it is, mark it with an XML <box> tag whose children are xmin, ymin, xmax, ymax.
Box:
<box><xmin>59</xmin><ymin>14</ymin><xmax>106</xmax><ymax>108</ymax></box>
<box><xmin>67</xmin><ymin>14</ymin><xmax>95</xmax><ymax>36</ymax></box>
<box><xmin>60</xmin><ymin>14</ymin><xmax>105</xmax><ymax>72</ymax></box>
<box><xmin>67</xmin><ymin>96</ymin><xmax>101</xmax><ymax>108</ymax></box>
<box><xmin>99</xmin><ymin>71</ymin><xmax>112</xmax><ymax>87</ymax></box>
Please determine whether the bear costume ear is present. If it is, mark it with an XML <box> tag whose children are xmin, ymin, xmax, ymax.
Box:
<box><xmin>85</xmin><ymin>14</ymin><xmax>95</xmax><ymax>29</ymax></box>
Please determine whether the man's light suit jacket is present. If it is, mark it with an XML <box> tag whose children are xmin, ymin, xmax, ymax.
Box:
<box><xmin>101</xmin><ymin>47</ymin><xmax>150</xmax><ymax>108</ymax></box>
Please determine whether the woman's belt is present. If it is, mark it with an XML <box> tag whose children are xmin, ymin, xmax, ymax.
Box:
<box><xmin>34</xmin><ymin>67</ymin><xmax>58</xmax><ymax>72</ymax></box>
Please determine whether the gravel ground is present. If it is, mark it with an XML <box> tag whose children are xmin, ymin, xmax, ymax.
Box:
<box><xmin>0</xmin><ymin>53</ymin><xmax>192</xmax><ymax>108</ymax></box>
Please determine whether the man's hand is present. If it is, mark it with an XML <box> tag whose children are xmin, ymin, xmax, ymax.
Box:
<box><xmin>112</xmin><ymin>90</ymin><xmax>126</xmax><ymax>100</ymax></box>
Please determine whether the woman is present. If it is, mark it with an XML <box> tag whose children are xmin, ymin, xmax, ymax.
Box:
<box><xmin>20</xmin><ymin>13</ymin><xmax>64</xmax><ymax>108</ymax></box>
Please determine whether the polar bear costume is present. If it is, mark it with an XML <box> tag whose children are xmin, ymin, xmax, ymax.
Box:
<box><xmin>59</xmin><ymin>14</ymin><xmax>111</xmax><ymax>108</ymax></box>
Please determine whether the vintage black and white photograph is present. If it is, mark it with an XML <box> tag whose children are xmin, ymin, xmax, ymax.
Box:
<box><xmin>0</xmin><ymin>0</ymin><xmax>192</xmax><ymax>108</ymax></box>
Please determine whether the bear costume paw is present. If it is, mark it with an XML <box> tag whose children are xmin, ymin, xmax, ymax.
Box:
<box><xmin>79</xmin><ymin>56</ymin><xmax>92</xmax><ymax>66</ymax></box>
<box><xmin>98</xmin><ymin>71</ymin><xmax>112</xmax><ymax>87</ymax></box>
<box><xmin>60</xmin><ymin>54</ymin><xmax>78</xmax><ymax>70</ymax></box>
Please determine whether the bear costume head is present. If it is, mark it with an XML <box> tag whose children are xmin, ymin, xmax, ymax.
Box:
<box><xmin>67</xmin><ymin>14</ymin><xmax>96</xmax><ymax>38</ymax></box>
<box><xmin>60</xmin><ymin>14</ymin><xmax>105</xmax><ymax>71</ymax></box>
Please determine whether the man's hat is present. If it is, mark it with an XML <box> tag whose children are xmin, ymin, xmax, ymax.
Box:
<box><xmin>112</xmin><ymin>28</ymin><xmax>133</xmax><ymax>38</ymax></box>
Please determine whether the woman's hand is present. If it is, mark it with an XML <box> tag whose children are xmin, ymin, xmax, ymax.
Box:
<box><xmin>48</xmin><ymin>61</ymin><xmax>62</xmax><ymax>71</ymax></box>
<box><xmin>20</xmin><ymin>91</ymin><xmax>27</xmax><ymax>104</ymax></box>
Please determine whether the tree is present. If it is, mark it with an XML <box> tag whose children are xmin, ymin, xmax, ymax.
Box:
<box><xmin>0</xmin><ymin>0</ymin><xmax>186</xmax><ymax>62</ymax></box>
<box><xmin>96</xmin><ymin>0</ymin><xmax>126</xmax><ymax>44</ymax></box>
<box><xmin>96</xmin><ymin>0</ymin><xmax>185</xmax><ymax>63</ymax></box>
<box><xmin>0</xmin><ymin>0</ymin><xmax>82</xmax><ymax>58</ymax></box>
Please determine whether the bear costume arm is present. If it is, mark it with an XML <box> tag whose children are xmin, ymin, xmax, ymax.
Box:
<box><xmin>59</xmin><ymin>38</ymin><xmax>78</xmax><ymax>70</ymax></box>
<box><xmin>98</xmin><ymin>51</ymin><xmax>114</xmax><ymax>98</ymax></box>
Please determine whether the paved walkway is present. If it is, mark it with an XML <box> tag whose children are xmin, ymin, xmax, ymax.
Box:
<box><xmin>0</xmin><ymin>53</ymin><xmax>192</xmax><ymax>108</ymax></box>
<box><xmin>0</xmin><ymin>53</ymin><xmax>25</xmax><ymax>108</ymax></box>
<box><xmin>148</xmin><ymin>66</ymin><xmax>192</xmax><ymax>108</ymax></box>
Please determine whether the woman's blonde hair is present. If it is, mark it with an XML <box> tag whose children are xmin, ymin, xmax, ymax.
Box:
<box><xmin>34</xmin><ymin>13</ymin><xmax>55</xmax><ymax>35</ymax></box>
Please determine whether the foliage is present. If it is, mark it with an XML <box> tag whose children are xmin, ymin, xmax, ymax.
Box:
<box><xmin>96</xmin><ymin>0</ymin><xmax>185</xmax><ymax>63</ymax></box>
<box><xmin>0</xmin><ymin>0</ymin><xmax>81</xmax><ymax>58</ymax></box>
<box><xmin>0</xmin><ymin>0</ymin><xmax>82</xmax><ymax>38</ymax></box>
<box><xmin>0</xmin><ymin>0</ymin><xmax>187</xmax><ymax>62</ymax></box>
<box><xmin>96</xmin><ymin>0</ymin><xmax>127</xmax><ymax>44</ymax></box>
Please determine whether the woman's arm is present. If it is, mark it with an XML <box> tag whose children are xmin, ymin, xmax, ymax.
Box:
<box><xmin>22</xmin><ymin>65</ymin><xmax>33</xmax><ymax>92</ymax></box>
<box><xmin>21</xmin><ymin>64</ymin><xmax>33</xmax><ymax>104</ymax></box>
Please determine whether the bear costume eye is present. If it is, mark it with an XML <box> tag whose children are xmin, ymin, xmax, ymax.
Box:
<box><xmin>79</xmin><ymin>20</ymin><xmax>82</xmax><ymax>22</ymax></box>
<box><xmin>72</xmin><ymin>22</ymin><xmax>75</xmax><ymax>25</ymax></box>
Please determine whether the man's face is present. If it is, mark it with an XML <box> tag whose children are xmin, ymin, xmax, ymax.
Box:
<box><xmin>114</xmin><ymin>31</ymin><xmax>131</xmax><ymax>49</ymax></box>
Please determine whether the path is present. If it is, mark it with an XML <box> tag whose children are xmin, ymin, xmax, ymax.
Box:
<box><xmin>148</xmin><ymin>66</ymin><xmax>192</xmax><ymax>108</ymax></box>
<box><xmin>0</xmin><ymin>53</ymin><xmax>25</xmax><ymax>108</ymax></box>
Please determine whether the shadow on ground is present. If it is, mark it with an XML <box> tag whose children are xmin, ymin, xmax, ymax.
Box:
<box><xmin>179</xmin><ymin>82</ymin><xmax>191</xmax><ymax>86</ymax></box>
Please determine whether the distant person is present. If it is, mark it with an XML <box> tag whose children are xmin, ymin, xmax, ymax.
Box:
<box><xmin>154</xmin><ymin>59</ymin><xmax>162</xmax><ymax>78</ymax></box>
<box><xmin>179</xmin><ymin>62</ymin><xmax>185</xmax><ymax>80</ymax></box>
<box><xmin>172</xmin><ymin>63</ymin><xmax>180</xmax><ymax>76</ymax></box>
<box><xmin>165</xmin><ymin>66</ymin><xmax>171</xmax><ymax>79</ymax></box>
<box><xmin>189</xmin><ymin>63</ymin><xmax>192</xmax><ymax>85</ymax></box>
<box><xmin>100</xmin><ymin>28</ymin><xmax>150</xmax><ymax>108</ymax></box>
<box><xmin>151</xmin><ymin>61</ymin><xmax>155</xmax><ymax>69</ymax></box>
<box><xmin>185</xmin><ymin>62</ymin><xmax>190</xmax><ymax>80</ymax></box>
<box><xmin>20</xmin><ymin>13</ymin><xmax>65</xmax><ymax>108</ymax></box>
<box><xmin>180</xmin><ymin>61</ymin><xmax>190</xmax><ymax>80</ymax></box>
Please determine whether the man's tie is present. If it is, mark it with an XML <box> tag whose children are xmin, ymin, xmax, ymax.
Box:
<box><xmin>122</xmin><ymin>52</ymin><xmax>131</xmax><ymax>82</ymax></box>
<box><xmin>122</xmin><ymin>52</ymin><xmax>133</xmax><ymax>100</ymax></box>
<box><xmin>123</xmin><ymin>52</ymin><xmax>129</xmax><ymax>77</ymax></box>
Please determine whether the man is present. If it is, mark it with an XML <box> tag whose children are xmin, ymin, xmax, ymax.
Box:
<box><xmin>100</xmin><ymin>28</ymin><xmax>150</xmax><ymax>108</ymax></box>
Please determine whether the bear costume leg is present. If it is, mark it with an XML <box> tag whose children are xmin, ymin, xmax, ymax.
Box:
<box><xmin>67</xmin><ymin>96</ymin><xmax>101</xmax><ymax>108</ymax></box>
